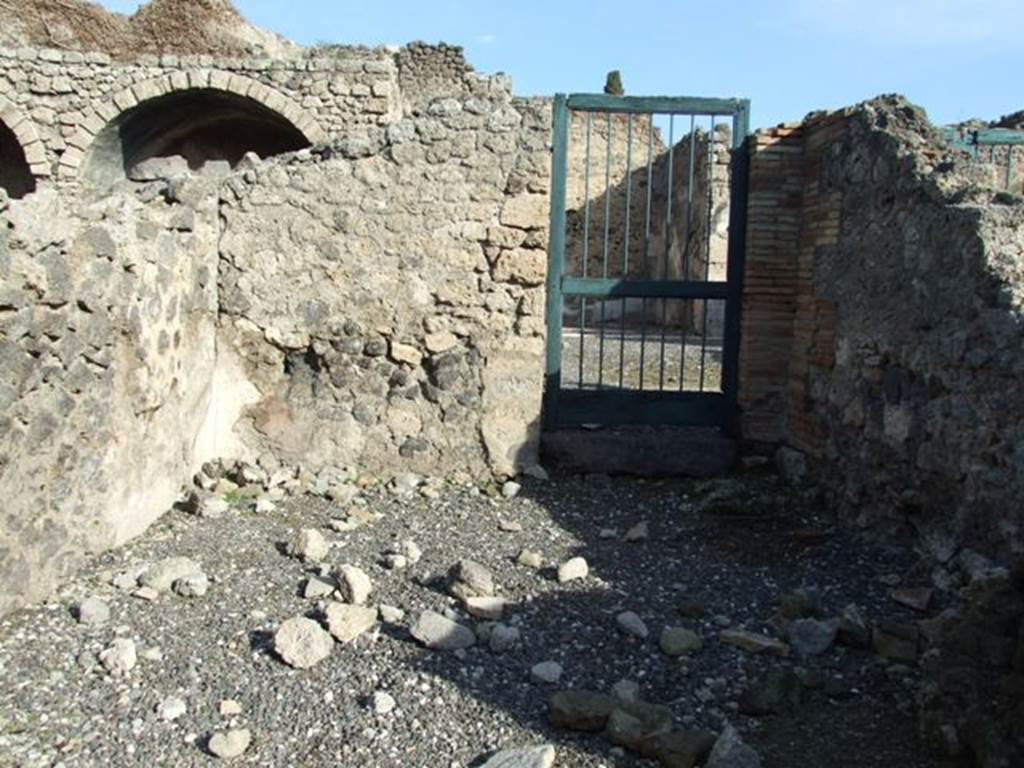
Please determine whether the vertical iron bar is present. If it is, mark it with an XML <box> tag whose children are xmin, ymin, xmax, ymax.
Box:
<box><xmin>620</xmin><ymin>115</ymin><xmax>633</xmax><ymax>389</ymax></box>
<box><xmin>598</xmin><ymin>112</ymin><xmax>614</xmax><ymax>389</ymax></box>
<box><xmin>680</xmin><ymin>114</ymin><xmax>697</xmax><ymax>391</ymax></box>
<box><xmin>543</xmin><ymin>94</ymin><xmax>569</xmax><ymax>429</ymax></box>
<box><xmin>639</xmin><ymin>116</ymin><xmax>654</xmax><ymax>391</ymax></box>
<box><xmin>699</xmin><ymin>115</ymin><xmax>715</xmax><ymax>392</ymax></box>
<box><xmin>658</xmin><ymin>115</ymin><xmax>675</xmax><ymax>391</ymax></box>
<box><xmin>578</xmin><ymin>112</ymin><xmax>592</xmax><ymax>388</ymax></box>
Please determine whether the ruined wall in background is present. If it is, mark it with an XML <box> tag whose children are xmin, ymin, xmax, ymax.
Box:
<box><xmin>216</xmin><ymin>88</ymin><xmax>551</xmax><ymax>479</ymax></box>
<box><xmin>0</xmin><ymin>176</ymin><xmax>222</xmax><ymax>615</ymax></box>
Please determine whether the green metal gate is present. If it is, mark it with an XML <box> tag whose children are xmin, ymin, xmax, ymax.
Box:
<box><xmin>543</xmin><ymin>93</ymin><xmax>750</xmax><ymax>432</ymax></box>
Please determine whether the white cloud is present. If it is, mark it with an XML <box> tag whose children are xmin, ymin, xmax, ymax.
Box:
<box><xmin>794</xmin><ymin>0</ymin><xmax>1023</xmax><ymax>47</ymax></box>
<box><xmin>476</xmin><ymin>33</ymin><xmax>497</xmax><ymax>45</ymax></box>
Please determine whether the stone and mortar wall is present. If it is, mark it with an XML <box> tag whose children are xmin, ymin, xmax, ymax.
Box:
<box><xmin>216</xmin><ymin>88</ymin><xmax>551</xmax><ymax>480</ymax></box>
<box><xmin>739</xmin><ymin>96</ymin><xmax>1024</xmax><ymax>766</ymax></box>
<box><xmin>0</xmin><ymin>175</ymin><xmax>222</xmax><ymax>616</ymax></box>
<box><xmin>0</xmin><ymin>44</ymin><xmax>554</xmax><ymax>615</ymax></box>
<box><xmin>742</xmin><ymin>98</ymin><xmax>1024</xmax><ymax>560</ymax></box>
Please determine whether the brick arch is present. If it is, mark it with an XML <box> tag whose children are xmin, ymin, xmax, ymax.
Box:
<box><xmin>61</xmin><ymin>70</ymin><xmax>328</xmax><ymax>179</ymax></box>
<box><xmin>0</xmin><ymin>95</ymin><xmax>49</xmax><ymax>180</ymax></box>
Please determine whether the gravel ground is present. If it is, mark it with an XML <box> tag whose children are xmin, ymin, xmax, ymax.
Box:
<box><xmin>0</xmin><ymin>471</ymin><xmax>940</xmax><ymax>767</ymax></box>
<box><xmin>561</xmin><ymin>329</ymin><xmax>723</xmax><ymax>393</ymax></box>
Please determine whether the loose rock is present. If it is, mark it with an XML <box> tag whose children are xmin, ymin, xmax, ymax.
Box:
<box><xmin>660</xmin><ymin>626</ymin><xmax>703</xmax><ymax>656</ymax></box>
<box><xmin>157</xmin><ymin>696</ymin><xmax>187</xmax><ymax>722</ymax></box>
<box><xmin>371</xmin><ymin>690</ymin><xmax>396</xmax><ymax>715</ymax></box>
<box><xmin>448</xmin><ymin>559</ymin><xmax>495</xmax><ymax>599</ymax></box>
<box><xmin>466</xmin><ymin>596</ymin><xmax>507</xmax><ymax>620</ymax></box>
<box><xmin>274</xmin><ymin>616</ymin><xmax>334</xmax><ymax>669</ymax></box>
<box><xmin>786</xmin><ymin>618</ymin><xmax>839</xmax><ymax>656</ymax></box>
<box><xmin>480</xmin><ymin>745</ymin><xmax>556</xmax><ymax>768</ymax></box>
<box><xmin>286</xmin><ymin>529</ymin><xmax>330</xmax><ymax>563</ymax></box>
<box><xmin>549</xmin><ymin>689</ymin><xmax>615</xmax><ymax>731</ymax></box>
<box><xmin>706</xmin><ymin>723</ymin><xmax>762</xmax><ymax>768</ymax></box>
<box><xmin>719</xmin><ymin>629</ymin><xmax>790</xmax><ymax>656</ymax></box>
<box><xmin>325</xmin><ymin>603</ymin><xmax>378</xmax><ymax>643</ymax></box>
<box><xmin>624</xmin><ymin>521</ymin><xmax>650</xmax><ymax>542</ymax></box>
<box><xmin>410</xmin><ymin>610</ymin><xmax>476</xmax><ymax>650</ymax></box>
<box><xmin>616</xmin><ymin>611</ymin><xmax>649</xmax><ymax>639</ymax></box>
<box><xmin>138</xmin><ymin>557</ymin><xmax>204</xmax><ymax>593</ymax></box>
<box><xmin>99</xmin><ymin>638</ymin><xmax>137</xmax><ymax>675</ymax></box>
<box><xmin>208</xmin><ymin>728</ymin><xmax>252</xmax><ymax>759</ymax></box>
<box><xmin>75</xmin><ymin>597</ymin><xmax>110</xmax><ymax>627</ymax></box>
<box><xmin>517</xmin><ymin>549</ymin><xmax>544</xmax><ymax>569</ymax></box>
<box><xmin>531</xmin><ymin>661</ymin><xmax>563</xmax><ymax>684</ymax></box>
<box><xmin>335</xmin><ymin>565</ymin><xmax>373</xmax><ymax>605</ymax></box>
<box><xmin>557</xmin><ymin>557</ymin><xmax>588</xmax><ymax>583</ymax></box>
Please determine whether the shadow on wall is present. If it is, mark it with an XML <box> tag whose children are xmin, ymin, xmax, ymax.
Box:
<box><xmin>82</xmin><ymin>88</ymin><xmax>312</xmax><ymax>191</ymax></box>
<box><xmin>0</xmin><ymin>118</ymin><xmax>36</xmax><ymax>199</ymax></box>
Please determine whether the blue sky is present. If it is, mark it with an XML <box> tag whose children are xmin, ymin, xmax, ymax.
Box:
<box><xmin>97</xmin><ymin>0</ymin><xmax>1020</xmax><ymax>129</ymax></box>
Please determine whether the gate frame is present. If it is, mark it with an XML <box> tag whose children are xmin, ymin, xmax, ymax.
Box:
<box><xmin>543</xmin><ymin>93</ymin><xmax>751</xmax><ymax>434</ymax></box>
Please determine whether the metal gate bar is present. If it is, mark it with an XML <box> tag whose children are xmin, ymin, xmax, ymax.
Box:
<box><xmin>544</xmin><ymin>93</ymin><xmax>750</xmax><ymax>431</ymax></box>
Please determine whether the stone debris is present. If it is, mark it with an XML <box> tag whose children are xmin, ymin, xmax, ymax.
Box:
<box><xmin>466</xmin><ymin>596</ymin><xmax>507</xmax><ymax>620</ymax></box>
<box><xmin>324</xmin><ymin>603</ymin><xmax>378</xmax><ymax>643</ymax></box>
<box><xmin>616</xmin><ymin>611</ymin><xmax>649</xmax><ymax>639</ymax></box>
<box><xmin>199</xmin><ymin>497</ymin><xmax>230</xmax><ymax>518</ymax></box>
<box><xmin>208</xmin><ymin>728</ymin><xmax>252</xmax><ymax>759</ymax></box>
<box><xmin>837</xmin><ymin>603</ymin><xmax>872</xmax><ymax>649</ymax></box>
<box><xmin>502</xmin><ymin>481</ymin><xmax>522</xmax><ymax>499</ymax></box>
<box><xmin>371</xmin><ymin>690</ymin><xmax>397</xmax><ymax>715</ymax></box>
<box><xmin>303</xmin><ymin>575</ymin><xmax>336</xmax><ymax>599</ymax></box>
<box><xmin>480</xmin><ymin>745</ymin><xmax>556</xmax><ymax>768</ymax></box>
<box><xmin>273</xmin><ymin>616</ymin><xmax>334</xmax><ymax>669</ymax></box>
<box><xmin>173</xmin><ymin>572</ymin><xmax>209</xmax><ymax>598</ymax></box>
<box><xmin>157</xmin><ymin>695</ymin><xmax>187</xmax><ymax>722</ymax></box>
<box><xmin>133</xmin><ymin>586</ymin><xmax>161</xmax><ymax>602</ymax></box>
<box><xmin>285</xmin><ymin>529</ymin><xmax>330</xmax><ymax>563</ymax></box>
<box><xmin>659</xmin><ymin>626</ymin><xmax>703</xmax><ymax>656</ymax></box>
<box><xmin>219</xmin><ymin>699</ymin><xmax>243</xmax><ymax>717</ymax></box>
<box><xmin>719</xmin><ymin>629</ymin><xmax>790</xmax><ymax>656</ymax></box>
<box><xmin>138</xmin><ymin>557</ymin><xmax>204</xmax><ymax>593</ymax></box>
<box><xmin>448</xmin><ymin>559</ymin><xmax>495</xmax><ymax>600</ymax></box>
<box><xmin>624</xmin><ymin>521</ymin><xmax>650</xmax><ymax>543</ymax></box>
<box><xmin>410</xmin><ymin>610</ymin><xmax>476</xmax><ymax>650</ymax></box>
<box><xmin>786</xmin><ymin>618</ymin><xmax>839</xmax><ymax>656</ymax></box>
<box><xmin>738</xmin><ymin>668</ymin><xmax>803</xmax><ymax>716</ymax></box>
<box><xmin>549</xmin><ymin>690</ymin><xmax>615</xmax><ymax>731</ymax></box>
<box><xmin>517</xmin><ymin>549</ymin><xmax>544</xmax><ymax>569</ymax></box>
<box><xmin>499</xmin><ymin>519</ymin><xmax>524</xmax><ymax>533</ymax></box>
<box><xmin>74</xmin><ymin>597</ymin><xmax>110</xmax><ymax>626</ymax></box>
<box><xmin>891</xmin><ymin>586</ymin><xmax>933</xmax><ymax>612</ymax></box>
<box><xmin>335</xmin><ymin>565</ymin><xmax>373</xmax><ymax>605</ymax></box>
<box><xmin>531</xmin><ymin>661</ymin><xmax>563</xmax><ymax>685</ymax></box>
<box><xmin>557</xmin><ymin>557</ymin><xmax>588</xmax><ymax>583</ymax></box>
<box><xmin>99</xmin><ymin>638</ymin><xmax>136</xmax><ymax>675</ymax></box>
<box><xmin>872</xmin><ymin>621</ymin><xmax>919</xmax><ymax>662</ymax></box>
<box><xmin>379</xmin><ymin>605</ymin><xmax>406</xmax><ymax>623</ymax></box>
<box><xmin>489</xmin><ymin>623</ymin><xmax>521</xmax><ymax>653</ymax></box>
<box><xmin>706</xmin><ymin>723</ymin><xmax>762</xmax><ymax>768</ymax></box>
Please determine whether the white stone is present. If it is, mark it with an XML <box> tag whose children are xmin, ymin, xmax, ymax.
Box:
<box><xmin>75</xmin><ymin>596</ymin><xmax>110</xmax><ymax>626</ymax></box>
<box><xmin>219</xmin><ymin>699</ymin><xmax>243</xmax><ymax>717</ymax></box>
<box><xmin>99</xmin><ymin>638</ymin><xmax>137</xmax><ymax>675</ymax></box>
<box><xmin>379</xmin><ymin>605</ymin><xmax>406</xmax><ymax>623</ymax></box>
<box><xmin>303</xmin><ymin>575</ymin><xmax>336</xmax><ymax>599</ymax></box>
<box><xmin>335</xmin><ymin>565</ymin><xmax>373</xmax><ymax>605</ymax></box>
<box><xmin>557</xmin><ymin>557</ymin><xmax>589</xmax><ymax>583</ymax></box>
<box><xmin>465</xmin><ymin>596</ymin><xmax>507</xmax><ymax>621</ymax></box>
<box><xmin>424</xmin><ymin>330</ymin><xmax>458</xmax><ymax>353</ymax></box>
<box><xmin>200</xmin><ymin>497</ymin><xmax>230</xmax><ymax>518</ymax></box>
<box><xmin>138</xmin><ymin>557</ymin><xmax>204</xmax><ymax>593</ymax></box>
<box><xmin>325</xmin><ymin>603</ymin><xmax>378</xmax><ymax>643</ymax></box>
<box><xmin>517</xmin><ymin>550</ymin><xmax>543</xmax><ymax>569</ymax></box>
<box><xmin>274</xmin><ymin>617</ymin><xmax>333</xmax><ymax>669</ymax></box>
<box><xmin>157</xmin><ymin>696</ymin><xmax>187</xmax><ymax>722</ymax></box>
<box><xmin>706</xmin><ymin>723</ymin><xmax>762</xmax><ymax>768</ymax></box>
<box><xmin>372</xmin><ymin>691</ymin><xmax>396</xmax><ymax>715</ymax></box>
<box><xmin>530</xmin><ymin>661</ymin><xmax>563</xmax><ymax>685</ymax></box>
<box><xmin>502</xmin><ymin>481</ymin><xmax>522</xmax><ymax>499</ymax></box>
<box><xmin>410</xmin><ymin>610</ymin><xmax>476</xmax><ymax>650</ymax></box>
<box><xmin>208</xmin><ymin>728</ymin><xmax>252</xmax><ymax>759</ymax></box>
<box><xmin>286</xmin><ymin>529</ymin><xmax>330</xmax><ymax>563</ymax></box>
<box><xmin>481</xmin><ymin>745</ymin><xmax>556</xmax><ymax>768</ymax></box>
<box><xmin>173</xmin><ymin>573</ymin><xmax>209</xmax><ymax>598</ymax></box>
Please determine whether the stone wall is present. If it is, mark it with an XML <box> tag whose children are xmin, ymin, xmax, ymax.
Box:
<box><xmin>0</xmin><ymin>174</ymin><xmax>222</xmax><ymax>616</ymax></box>
<box><xmin>0</xmin><ymin>44</ymin><xmax>554</xmax><ymax>615</ymax></box>
<box><xmin>215</xmin><ymin>88</ymin><xmax>551</xmax><ymax>479</ymax></box>
<box><xmin>741</xmin><ymin>97</ymin><xmax>1024</xmax><ymax>561</ymax></box>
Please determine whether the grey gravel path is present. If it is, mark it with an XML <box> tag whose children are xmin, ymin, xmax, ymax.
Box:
<box><xmin>0</xmin><ymin>472</ymin><xmax>937</xmax><ymax>767</ymax></box>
